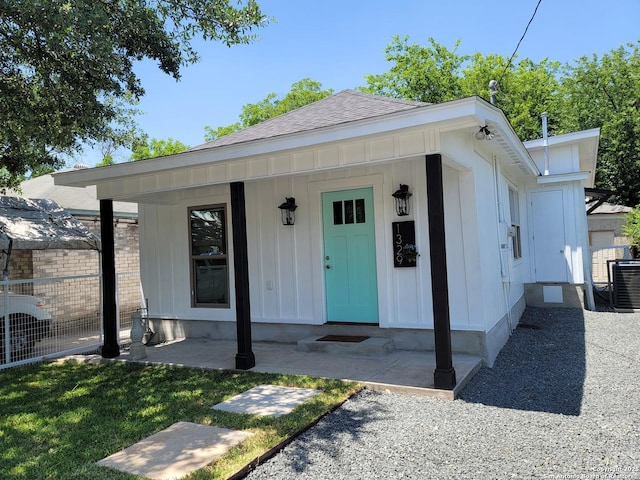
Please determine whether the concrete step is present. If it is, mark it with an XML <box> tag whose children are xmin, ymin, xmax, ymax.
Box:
<box><xmin>297</xmin><ymin>335</ymin><xmax>394</xmax><ymax>356</ymax></box>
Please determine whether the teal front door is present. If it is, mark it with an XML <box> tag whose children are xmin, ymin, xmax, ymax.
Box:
<box><xmin>322</xmin><ymin>188</ymin><xmax>379</xmax><ymax>323</ymax></box>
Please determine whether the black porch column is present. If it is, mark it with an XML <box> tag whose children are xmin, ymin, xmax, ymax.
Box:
<box><xmin>230</xmin><ymin>182</ymin><xmax>256</xmax><ymax>369</ymax></box>
<box><xmin>425</xmin><ymin>154</ymin><xmax>457</xmax><ymax>389</ymax></box>
<box><xmin>99</xmin><ymin>199</ymin><xmax>120</xmax><ymax>358</ymax></box>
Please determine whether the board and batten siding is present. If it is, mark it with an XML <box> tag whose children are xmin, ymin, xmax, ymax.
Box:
<box><xmin>137</xmin><ymin>157</ymin><xmax>498</xmax><ymax>331</ymax></box>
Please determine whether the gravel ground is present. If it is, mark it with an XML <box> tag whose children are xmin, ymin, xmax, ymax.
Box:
<box><xmin>245</xmin><ymin>307</ymin><xmax>640</xmax><ymax>480</ymax></box>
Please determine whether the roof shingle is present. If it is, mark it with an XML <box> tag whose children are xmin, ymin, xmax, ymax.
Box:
<box><xmin>190</xmin><ymin>90</ymin><xmax>429</xmax><ymax>151</ymax></box>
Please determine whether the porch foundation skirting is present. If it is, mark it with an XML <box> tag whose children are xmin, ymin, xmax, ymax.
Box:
<box><xmin>145</xmin><ymin>294</ymin><xmax>526</xmax><ymax>367</ymax></box>
<box><xmin>483</xmin><ymin>293</ymin><xmax>527</xmax><ymax>367</ymax></box>
<box><xmin>524</xmin><ymin>283</ymin><xmax>586</xmax><ymax>309</ymax></box>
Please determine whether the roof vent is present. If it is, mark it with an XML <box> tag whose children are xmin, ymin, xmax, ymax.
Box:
<box><xmin>489</xmin><ymin>80</ymin><xmax>498</xmax><ymax>105</ymax></box>
<box><xmin>73</xmin><ymin>162</ymin><xmax>88</xmax><ymax>170</ymax></box>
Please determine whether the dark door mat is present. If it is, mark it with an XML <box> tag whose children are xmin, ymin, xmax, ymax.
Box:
<box><xmin>316</xmin><ymin>335</ymin><xmax>370</xmax><ymax>343</ymax></box>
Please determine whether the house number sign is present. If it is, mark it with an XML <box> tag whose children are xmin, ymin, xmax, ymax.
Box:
<box><xmin>393</xmin><ymin>221</ymin><xmax>417</xmax><ymax>267</ymax></box>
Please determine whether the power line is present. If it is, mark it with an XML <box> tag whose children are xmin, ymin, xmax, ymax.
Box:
<box><xmin>497</xmin><ymin>0</ymin><xmax>543</xmax><ymax>86</ymax></box>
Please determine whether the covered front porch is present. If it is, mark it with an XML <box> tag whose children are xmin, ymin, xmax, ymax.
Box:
<box><xmin>112</xmin><ymin>337</ymin><xmax>482</xmax><ymax>400</ymax></box>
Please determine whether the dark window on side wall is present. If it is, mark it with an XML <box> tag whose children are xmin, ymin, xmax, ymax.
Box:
<box><xmin>508</xmin><ymin>187</ymin><xmax>522</xmax><ymax>260</ymax></box>
<box><xmin>189</xmin><ymin>205</ymin><xmax>229</xmax><ymax>307</ymax></box>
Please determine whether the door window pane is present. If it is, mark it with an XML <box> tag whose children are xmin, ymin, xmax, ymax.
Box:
<box><xmin>355</xmin><ymin>198</ymin><xmax>365</xmax><ymax>223</ymax></box>
<box><xmin>333</xmin><ymin>201</ymin><xmax>343</xmax><ymax>225</ymax></box>
<box><xmin>345</xmin><ymin>200</ymin><xmax>354</xmax><ymax>224</ymax></box>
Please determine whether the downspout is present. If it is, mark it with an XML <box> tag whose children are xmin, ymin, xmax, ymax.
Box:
<box><xmin>580</xmin><ymin>189</ymin><xmax>596</xmax><ymax>311</ymax></box>
<box><xmin>493</xmin><ymin>155</ymin><xmax>514</xmax><ymax>331</ymax></box>
<box><xmin>542</xmin><ymin>112</ymin><xmax>550</xmax><ymax>175</ymax></box>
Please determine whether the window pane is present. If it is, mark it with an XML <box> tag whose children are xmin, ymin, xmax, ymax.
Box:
<box><xmin>190</xmin><ymin>207</ymin><xmax>226</xmax><ymax>255</ymax></box>
<box><xmin>508</xmin><ymin>188</ymin><xmax>519</xmax><ymax>224</ymax></box>
<box><xmin>345</xmin><ymin>200</ymin><xmax>354</xmax><ymax>224</ymax></box>
<box><xmin>333</xmin><ymin>201</ymin><xmax>343</xmax><ymax>225</ymax></box>
<box><xmin>514</xmin><ymin>226</ymin><xmax>522</xmax><ymax>259</ymax></box>
<box><xmin>355</xmin><ymin>198</ymin><xmax>365</xmax><ymax>223</ymax></box>
<box><xmin>194</xmin><ymin>259</ymin><xmax>228</xmax><ymax>304</ymax></box>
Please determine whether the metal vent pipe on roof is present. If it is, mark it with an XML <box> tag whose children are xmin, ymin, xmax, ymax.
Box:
<box><xmin>489</xmin><ymin>80</ymin><xmax>498</xmax><ymax>105</ymax></box>
<box><xmin>542</xmin><ymin>112</ymin><xmax>550</xmax><ymax>175</ymax></box>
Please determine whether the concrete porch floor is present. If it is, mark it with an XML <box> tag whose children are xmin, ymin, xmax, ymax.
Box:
<box><xmin>115</xmin><ymin>338</ymin><xmax>482</xmax><ymax>400</ymax></box>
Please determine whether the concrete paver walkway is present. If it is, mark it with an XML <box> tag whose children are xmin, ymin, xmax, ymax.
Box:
<box><xmin>90</xmin><ymin>339</ymin><xmax>481</xmax><ymax>479</ymax></box>
<box><xmin>212</xmin><ymin>385</ymin><xmax>321</xmax><ymax>417</ymax></box>
<box><xmin>97</xmin><ymin>422</ymin><xmax>252</xmax><ymax>480</ymax></box>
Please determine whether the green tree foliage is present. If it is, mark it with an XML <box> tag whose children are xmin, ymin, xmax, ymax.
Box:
<box><xmin>557</xmin><ymin>42</ymin><xmax>640</xmax><ymax>206</ymax></box>
<box><xmin>460</xmin><ymin>55</ymin><xmax>562</xmax><ymax>141</ymax></box>
<box><xmin>362</xmin><ymin>37</ymin><xmax>466</xmax><ymax>104</ymax></box>
<box><xmin>361</xmin><ymin>37</ymin><xmax>640</xmax><ymax>204</ymax></box>
<box><xmin>622</xmin><ymin>207</ymin><xmax>640</xmax><ymax>252</ymax></box>
<box><xmin>362</xmin><ymin>36</ymin><xmax>561</xmax><ymax>141</ymax></box>
<box><xmin>130</xmin><ymin>136</ymin><xmax>190</xmax><ymax>161</ymax></box>
<box><xmin>204</xmin><ymin>78</ymin><xmax>333</xmax><ymax>141</ymax></box>
<box><xmin>0</xmin><ymin>0</ymin><xmax>269</xmax><ymax>189</ymax></box>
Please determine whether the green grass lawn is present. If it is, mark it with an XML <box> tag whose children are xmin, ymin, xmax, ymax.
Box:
<box><xmin>0</xmin><ymin>360</ymin><xmax>362</xmax><ymax>479</ymax></box>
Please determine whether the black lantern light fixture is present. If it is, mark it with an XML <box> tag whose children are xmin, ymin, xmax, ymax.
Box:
<box><xmin>392</xmin><ymin>184</ymin><xmax>412</xmax><ymax>216</ymax></box>
<box><xmin>278</xmin><ymin>197</ymin><xmax>297</xmax><ymax>226</ymax></box>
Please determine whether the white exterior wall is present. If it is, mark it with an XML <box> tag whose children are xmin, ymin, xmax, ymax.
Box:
<box><xmin>530</xmin><ymin>144</ymin><xmax>577</xmax><ymax>176</ymax></box>
<box><xmin>469</xmin><ymin>152</ymin><xmax>527</xmax><ymax>333</ymax></box>
<box><xmin>524</xmin><ymin>180</ymin><xmax>586</xmax><ymax>285</ymax></box>
<box><xmin>138</xmin><ymin>156</ymin><xmax>502</xmax><ymax>331</ymax></box>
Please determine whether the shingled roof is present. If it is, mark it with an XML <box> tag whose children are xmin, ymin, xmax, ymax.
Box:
<box><xmin>190</xmin><ymin>90</ymin><xmax>429</xmax><ymax>151</ymax></box>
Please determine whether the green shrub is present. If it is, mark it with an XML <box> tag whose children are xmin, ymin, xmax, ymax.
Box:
<box><xmin>622</xmin><ymin>207</ymin><xmax>640</xmax><ymax>257</ymax></box>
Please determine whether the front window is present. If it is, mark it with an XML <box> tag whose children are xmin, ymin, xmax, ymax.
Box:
<box><xmin>189</xmin><ymin>205</ymin><xmax>229</xmax><ymax>307</ymax></box>
<box><xmin>508</xmin><ymin>187</ymin><xmax>522</xmax><ymax>260</ymax></box>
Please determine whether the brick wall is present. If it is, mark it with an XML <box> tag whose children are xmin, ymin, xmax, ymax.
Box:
<box><xmin>7</xmin><ymin>250</ymin><xmax>34</xmax><ymax>279</ymax></box>
<box><xmin>6</xmin><ymin>214</ymin><xmax>141</xmax><ymax>324</ymax></box>
<box><xmin>587</xmin><ymin>214</ymin><xmax>630</xmax><ymax>245</ymax></box>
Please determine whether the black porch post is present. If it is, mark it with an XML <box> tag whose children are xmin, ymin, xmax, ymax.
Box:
<box><xmin>230</xmin><ymin>182</ymin><xmax>256</xmax><ymax>369</ymax></box>
<box><xmin>99</xmin><ymin>199</ymin><xmax>120</xmax><ymax>358</ymax></box>
<box><xmin>425</xmin><ymin>154</ymin><xmax>457</xmax><ymax>389</ymax></box>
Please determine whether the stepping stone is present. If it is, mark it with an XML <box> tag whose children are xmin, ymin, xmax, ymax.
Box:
<box><xmin>212</xmin><ymin>384</ymin><xmax>320</xmax><ymax>417</ymax></box>
<box><xmin>97</xmin><ymin>421</ymin><xmax>252</xmax><ymax>480</ymax></box>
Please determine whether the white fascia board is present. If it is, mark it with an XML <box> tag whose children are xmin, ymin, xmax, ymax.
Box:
<box><xmin>474</xmin><ymin>102</ymin><xmax>540</xmax><ymax>176</ymax></box>
<box><xmin>523</xmin><ymin>128</ymin><xmax>600</xmax><ymax>150</ymax></box>
<box><xmin>537</xmin><ymin>171</ymin><xmax>590</xmax><ymax>184</ymax></box>
<box><xmin>525</xmin><ymin>128</ymin><xmax>600</xmax><ymax>184</ymax></box>
<box><xmin>54</xmin><ymin>97</ymin><xmax>521</xmax><ymax>188</ymax></box>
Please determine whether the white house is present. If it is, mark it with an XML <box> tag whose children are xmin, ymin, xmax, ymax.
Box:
<box><xmin>54</xmin><ymin>91</ymin><xmax>599</xmax><ymax>389</ymax></box>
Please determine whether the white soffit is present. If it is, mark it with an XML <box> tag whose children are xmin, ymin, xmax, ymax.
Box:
<box><xmin>54</xmin><ymin>96</ymin><xmax>536</xmax><ymax>200</ymax></box>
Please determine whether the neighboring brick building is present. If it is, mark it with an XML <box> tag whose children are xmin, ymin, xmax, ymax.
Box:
<box><xmin>7</xmin><ymin>166</ymin><xmax>140</xmax><ymax>324</ymax></box>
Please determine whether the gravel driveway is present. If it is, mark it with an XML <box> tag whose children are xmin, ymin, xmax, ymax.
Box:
<box><xmin>245</xmin><ymin>307</ymin><xmax>640</xmax><ymax>479</ymax></box>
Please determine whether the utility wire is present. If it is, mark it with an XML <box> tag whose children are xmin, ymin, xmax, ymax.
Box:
<box><xmin>497</xmin><ymin>0</ymin><xmax>543</xmax><ymax>86</ymax></box>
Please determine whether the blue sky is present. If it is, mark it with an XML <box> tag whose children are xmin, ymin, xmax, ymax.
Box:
<box><xmin>84</xmin><ymin>0</ymin><xmax>640</xmax><ymax>165</ymax></box>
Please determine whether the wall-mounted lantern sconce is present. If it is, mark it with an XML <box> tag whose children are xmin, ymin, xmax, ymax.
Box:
<box><xmin>278</xmin><ymin>197</ymin><xmax>297</xmax><ymax>226</ymax></box>
<box><xmin>474</xmin><ymin>125</ymin><xmax>493</xmax><ymax>141</ymax></box>
<box><xmin>392</xmin><ymin>184</ymin><xmax>412</xmax><ymax>216</ymax></box>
